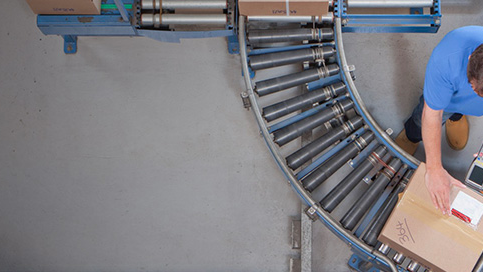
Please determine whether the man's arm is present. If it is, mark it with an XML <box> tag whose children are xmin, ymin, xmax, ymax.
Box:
<box><xmin>422</xmin><ymin>101</ymin><xmax>465</xmax><ymax>214</ymax></box>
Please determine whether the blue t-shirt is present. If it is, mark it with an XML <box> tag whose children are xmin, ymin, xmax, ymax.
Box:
<box><xmin>424</xmin><ymin>26</ymin><xmax>483</xmax><ymax>116</ymax></box>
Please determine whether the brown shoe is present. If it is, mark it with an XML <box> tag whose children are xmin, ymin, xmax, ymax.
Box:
<box><xmin>395</xmin><ymin>129</ymin><xmax>419</xmax><ymax>155</ymax></box>
<box><xmin>446</xmin><ymin>115</ymin><xmax>469</xmax><ymax>150</ymax></box>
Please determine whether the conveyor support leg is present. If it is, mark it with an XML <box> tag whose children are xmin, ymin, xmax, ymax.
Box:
<box><xmin>63</xmin><ymin>35</ymin><xmax>77</xmax><ymax>54</ymax></box>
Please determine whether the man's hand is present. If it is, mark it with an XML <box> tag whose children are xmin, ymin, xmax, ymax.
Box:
<box><xmin>425</xmin><ymin>167</ymin><xmax>466</xmax><ymax>214</ymax></box>
<box><xmin>421</xmin><ymin>102</ymin><xmax>466</xmax><ymax>214</ymax></box>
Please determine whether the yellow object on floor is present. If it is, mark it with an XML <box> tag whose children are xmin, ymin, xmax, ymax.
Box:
<box><xmin>446</xmin><ymin>115</ymin><xmax>469</xmax><ymax>151</ymax></box>
<box><xmin>395</xmin><ymin>129</ymin><xmax>419</xmax><ymax>155</ymax></box>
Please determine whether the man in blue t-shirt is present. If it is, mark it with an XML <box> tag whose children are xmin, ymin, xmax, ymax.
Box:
<box><xmin>395</xmin><ymin>26</ymin><xmax>483</xmax><ymax>214</ymax></box>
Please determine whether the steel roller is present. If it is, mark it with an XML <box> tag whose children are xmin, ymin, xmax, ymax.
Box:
<box><xmin>302</xmin><ymin>131</ymin><xmax>375</xmax><ymax>192</ymax></box>
<box><xmin>263</xmin><ymin>82</ymin><xmax>346</xmax><ymax>122</ymax></box>
<box><xmin>247</xmin><ymin>15</ymin><xmax>334</xmax><ymax>24</ymax></box>
<box><xmin>378</xmin><ymin>244</ymin><xmax>390</xmax><ymax>255</ymax></box>
<box><xmin>472</xmin><ymin>254</ymin><xmax>483</xmax><ymax>272</ymax></box>
<box><xmin>407</xmin><ymin>261</ymin><xmax>420</xmax><ymax>272</ymax></box>
<box><xmin>248</xmin><ymin>28</ymin><xmax>334</xmax><ymax>45</ymax></box>
<box><xmin>361</xmin><ymin>171</ymin><xmax>413</xmax><ymax>246</ymax></box>
<box><xmin>319</xmin><ymin>145</ymin><xmax>389</xmax><ymax>212</ymax></box>
<box><xmin>141</xmin><ymin>14</ymin><xmax>227</xmax><ymax>27</ymax></box>
<box><xmin>286</xmin><ymin>116</ymin><xmax>363</xmax><ymax>170</ymax></box>
<box><xmin>347</xmin><ymin>0</ymin><xmax>434</xmax><ymax>8</ymax></box>
<box><xmin>341</xmin><ymin>158</ymin><xmax>403</xmax><ymax>231</ymax></box>
<box><xmin>393</xmin><ymin>253</ymin><xmax>406</xmax><ymax>265</ymax></box>
<box><xmin>255</xmin><ymin>64</ymin><xmax>340</xmax><ymax>96</ymax></box>
<box><xmin>141</xmin><ymin>0</ymin><xmax>227</xmax><ymax>10</ymax></box>
<box><xmin>249</xmin><ymin>46</ymin><xmax>335</xmax><ymax>70</ymax></box>
<box><xmin>273</xmin><ymin>99</ymin><xmax>354</xmax><ymax>146</ymax></box>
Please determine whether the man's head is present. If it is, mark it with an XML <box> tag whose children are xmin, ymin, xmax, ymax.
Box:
<box><xmin>468</xmin><ymin>44</ymin><xmax>483</xmax><ymax>97</ymax></box>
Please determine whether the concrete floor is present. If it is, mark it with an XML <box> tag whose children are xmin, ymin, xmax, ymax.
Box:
<box><xmin>1</xmin><ymin>1</ymin><xmax>483</xmax><ymax>272</ymax></box>
<box><xmin>344</xmin><ymin>0</ymin><xmax>483</xmax><ymax>181</ymax></box>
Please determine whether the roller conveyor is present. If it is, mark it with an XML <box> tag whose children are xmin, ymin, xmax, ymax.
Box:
<box><xmin>286</xmin><ymin>115</ymin><xmax>363</xmax><ymax>170</ymax></box>
<box><xmin>272</xmin><ymin>98</ymin><xmax>353</xmax><ymax>146</ymax></box>
<box><xmin>302</xmin><ymin>131</ymin><xmax>375</xmax><ymax>192</ymax></box>
<box><xmin>237</xmin><ymin>2</ymin><xmax>443</xmax><ymax>267</ymax></box>
<box><xmin>340</xmin><ymin>157</ymin><xmax>403</xmax><ymax>231</ymax></box>
<box><xmin>32</xmin><ymin>0</ymin><xmax>444</xmax><ymax>270</ymax></box>
<box><xmin>361</xmin><ymin>170</ymin><xmax>412</xmax><ymax>246</ymax></box>
<box><xmin>263</xmin><ymin>82</ymin><xmax>346</xmax><ymax>122</ymax></box>
<box><xmin>319</xmin><ymin>145</ymin><xmax>390</xmax><ymax>212</ymax></box>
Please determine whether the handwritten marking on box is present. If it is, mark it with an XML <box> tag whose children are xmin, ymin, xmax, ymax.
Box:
<box><xmin>396</xmin><ymin>218</ymin><xmax>415</xmax><ymax>244</ymax></box>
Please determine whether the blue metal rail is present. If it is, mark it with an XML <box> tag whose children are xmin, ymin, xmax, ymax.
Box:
<box><xmin>335</xmin><ymin>0</ymin><xmax>441</xmax><ymax>34</ymax></box>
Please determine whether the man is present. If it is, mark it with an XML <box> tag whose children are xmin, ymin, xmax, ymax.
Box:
<box><xmin>395</xmin><ymin>26</ymin><xmax>483</xmax><ymax>214</ymax></box>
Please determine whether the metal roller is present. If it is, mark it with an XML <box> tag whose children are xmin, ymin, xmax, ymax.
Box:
<box><xmin>472</xmin><ymin>253</ymin><xmax>483</xmax><ymax>272</ymax></box>
<box><xmin>341</xmin><ymin>158</ymin><xmax>403</xmax><ymax>231</ymax></box>
<box><xmin>320</xmin><ymin>145</ymin><xmax>389</xmax><ymax>212</ymax></box>
<box><xmin>247</xmin><ymin>15</ymin><xmax>334</xmax><ymax>24</ymax></box>
<box><xmin>263</xmin><ymin>82</ymin><xmax>346</xmax><ymax>122</ymax></box>
<box><xmin>361</xmin><ymin>171</ymin><xmax>413</xmax><ymax>247</ymax></box>
<box><xmin>140</xmin><ymin>14</ymin><xmax>227</xmax><ymax>27</ymax></box>
<box><xmin>347</xmin><ymin>0</ymin><xmax>434</xmax><ymax>8</ymax></box>
<box><xmin>249</xmin><ymin>46</ymin><xmax>335</xmax><ymax>70</ymax></box>
<box><xmin>407</xmin><ymin>261</ymin><xmax>420</xmax><ymax>272</ymax></box>
<box><xmin>393</xmin><ymin>253</ymin><xmax>405</xmax><ymax>265</ymax></box>
<box><xmin>302</xmin><ymin>131</ymin><xmax>375</xmax><ymax>192</ymax></box>
<box><xmin>286</xmin><ymin>116</ymin><xmax>363</xmax><ymax>170</ymax></box>
<box><xmin>255</xmin><ymin>64</ymin><xmax>339</xmax><ymax>96</ymax></box>
<box><xmin>248</xmin><ymin>28</ymin><xmax>334</xmax><ymax>45</ymax></box>
<box><xmin>141</xmin><ymin>0</ymin><xmax>227</xmax><ymax>10</ymax></box>
<box><xmin>378</xmin><ymin>244</ymin><xmax>390</xmax><ymax>255</ymax></box>
<box><xmin>273</xmin><ymin>99</ymin><xmax>354</xmax><ymax>146</ymax></box>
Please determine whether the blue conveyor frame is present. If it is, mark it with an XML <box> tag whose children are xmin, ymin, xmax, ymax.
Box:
<box><xmin>36</xmin><ymin>0</ymin><xmax>238</xmax><ymax>54</ymax></box>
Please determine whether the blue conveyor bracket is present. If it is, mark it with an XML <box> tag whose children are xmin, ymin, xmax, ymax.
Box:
<box><xmin>334</xmin><ymin>0</ymin><xmax>441</xmax><ymax>33</ymax></box>
<box><xmin>37</xmin><ymin>0</ymin><xmax>137</xmax><ymax>54</ymax></box>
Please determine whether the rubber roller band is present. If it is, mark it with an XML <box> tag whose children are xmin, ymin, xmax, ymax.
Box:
<box><xmin>372</xmin><ymin>151</ymin><xmax>396</xmax><ymax>176</ymax></box>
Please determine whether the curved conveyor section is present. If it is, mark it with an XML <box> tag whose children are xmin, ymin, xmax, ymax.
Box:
<box><xmin>239</xmin><ymin>14</ymin><xmax>425</xmax><ymax>272</ymax></box>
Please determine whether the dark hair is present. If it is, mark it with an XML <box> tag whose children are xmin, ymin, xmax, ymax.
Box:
<box><xmin>468</xmin><ymin>44</ymin><xmax>483</xmax><ymax>95</ymax></box>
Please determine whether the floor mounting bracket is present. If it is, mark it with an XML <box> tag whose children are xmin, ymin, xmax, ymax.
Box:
<box><xmin>63</xmin><ymin>35</ymin><xmax>77</xmax><ymax>54</ymax></box>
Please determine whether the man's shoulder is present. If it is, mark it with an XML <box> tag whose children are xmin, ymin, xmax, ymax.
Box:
<box><xmin>439</xmin><ymin>26</ymin><xmax>483</xmax><ymax>49</ymax></box>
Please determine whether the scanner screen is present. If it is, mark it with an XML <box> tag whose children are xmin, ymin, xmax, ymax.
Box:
<box><xmin>469</xmin><ymin>165</ymin><xmax>483</xmax><ymax>186</ymax></box>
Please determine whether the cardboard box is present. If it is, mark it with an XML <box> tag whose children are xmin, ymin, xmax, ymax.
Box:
<box><xmin>25</xmin><ymin>0</ymin><xmax>101</xmax><ymax>15</ymax></box>
<box><xmin>379</xmin><ymin>163</ymin><xmax>483</xmax><ymax>272</ymax></box>
<box><xmin>238</xmin><ymin>0</ymin><xmax>329</xmax><ymax>17</ymax></box>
